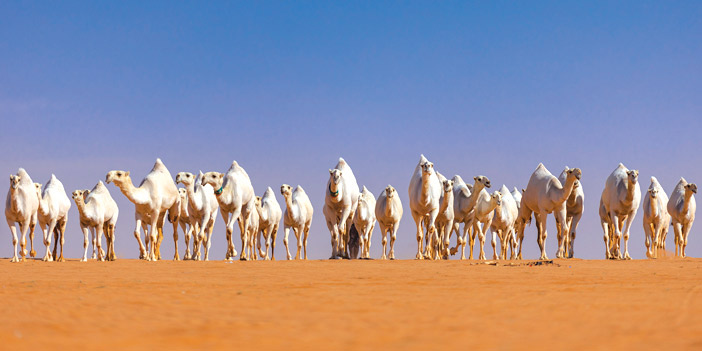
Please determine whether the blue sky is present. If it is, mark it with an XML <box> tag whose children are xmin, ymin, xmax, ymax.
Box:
<box><xmin>2</xmin><ymin>1</ymin><xmax>701</xmax><ymax>260</ymax></box>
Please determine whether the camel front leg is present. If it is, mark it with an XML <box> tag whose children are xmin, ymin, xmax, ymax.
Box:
<box><xmin>96</xmin><ymin>224</ymin><xmax>106</xmax><ymax>262</ymax></box>
<box><xmin>682</xmin><ymin>221</ymin><xmax>693</xmax><ymax>258</ymax></box>
<box><xmin>132</xmin><ymin>218</ymin><xmax>147</xmax><ymax>259</ymax></box>
<box><xmin>645</xmin><ymin>222</ymin><xmax>655</xmax><ymax>258</ymax></box>
<box><xmin>146</xmin><ymin>212</ymin><xmax>160</xmax><ymax>261</ymax></box>
<box><xmin>491</xmin><ymin>228</ymin><xmax>499</xmax><ymax>260</ymax></box>
<box><xmin>413</xmin><ymin>214</ymin><xmax>424</xmax><ymax>260</ymax></box>
<box><xmin>182</xmin><ymin>222</ymin><xmax>192</xmax><ymax>260</ymax></box>
<box><xmin>19</xmin><ymin>220</ymin><xmax>30</xmax><ymax>261</ymax></box>
<box><xmin>621</xmin><ymin>213</ymin><xmax>635</xmax><ymax>260</ymax></box>
<box><xmin>478</xmin><ymin>220</ymin><xmax>491</xmax><ymax>260</ymax></box>
<box><xmin>8</xmin><ymin>221</ymin><xmax>20</xmax><ymax>262</ymax></box>
<box><xmin>293</xmin><ymin>227</ymin><xmax>302</xmax><ymax>259</ymax></box>
<box><xmin>568</xmin><ymin>212</ymin><xmax>581</xmax><ymax>258</ymax></box>
<box><xmin>535</xmin><ymin>212</ymin><xmax>549</xmax><ymax>260</ymax></box>
<box><xmin>283</xmin><ymin>225</ymin><xmax>293</xmax><ymax>260</ymax></box>
<box><xmin>609</xmin><ymin>213</ymin><xmax>622</xmax><ymax>259</ymax></box>
<box><xmin>339</xmin><ymin>208</ymin><xmax>353</xmax><ymax>258</ymax></box>
<box><xmin>29</xmin><ymin>215</ymin><xmax>36</xmax><ymax>258</ymax></box>
<box><xmin>554</xmin><ymin>209</ymin><xmax>567</xmax><ymax>259</ymax></box>
<box><xmin>58</xmin><ymin>221</ymin><xmax>67</xmax><ymax>262</ymax></box>
<box><xmin>303</xmin><ymin>224</ymin><xmax>310</xmax><ymax>260</ymax></box>
<box><xmin>379</xmin><ymin>223</ymin><xmax>388</xmax><ymax>260</ymax></box>
<box><xmin>44</xmin><ymin>220</ymin><xmax>58</xmax><ymax>261</ymax></box>
<box><xmin>673</xmin><ymin>222</ymin><xmax>682</xmax><ymax>257</ymax></box>
<box><xmin>79</xmin><ymin>226</ymin><xmax>90</xmax><ymax>262</ymax></box>
<box><xmin>270</xmin><ymin>224</ymin><xmax>278</xmax><ymax>261</ymax></box>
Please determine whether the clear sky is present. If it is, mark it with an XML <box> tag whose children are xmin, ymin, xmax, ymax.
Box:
<box><xmin>2</xmin><ymin>1</ymin><xmax>701</xmax><ymax>260</ymax></box>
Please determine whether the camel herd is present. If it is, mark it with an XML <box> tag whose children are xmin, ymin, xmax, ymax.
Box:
<box><xmin>4</xmin><ymin>156</ymin><xmax>697</xmax><ymax>262</ymax></box>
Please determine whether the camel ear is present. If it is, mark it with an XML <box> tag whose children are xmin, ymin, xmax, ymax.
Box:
<box><xmin>218</xmin><ymin>173</ymin><xmax>224</xmax><ymax>179</ymax></box>
<box><xmin>125</xmin><ymin>171</ymin><xmax>130</xmax><ymax>177</ymax></box>
<box><xmin>474</xmin><ymin>176</ymin><xmax>478</xmax><ymax>181</ymax></box>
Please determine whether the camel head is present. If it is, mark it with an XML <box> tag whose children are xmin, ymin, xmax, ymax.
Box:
<box><xmin>685</xmin><ymin>183</ymin><xmax>698</xmax><ymax>195</ymax></box>
<box><xmin>492</xmin><ymin>191</ymin><xmax>502</xmax><ymax>207</ymax></box>
<box><xmin>564</xmin><ymin>167</ymin><xmax>583</xmax><ymax>182</ymax></box>
<box><xmin>385</xmin><ymin>185</ymin><xmax>396</xmax><ymax>199</ymax></box>
<box><xmin>442</xmin><ymin>179</ymin><xmax>454</xmax><ymax>193</ymax></box>
<box><xmin>81</xmin><ymin>190</ymin><xmax>90</xmax><ymax>200</ymax></box>
<box><xmin>626</xmin><ymin>170</ymin><xmax>639</xmax><ymax>185</ymax></box>
<box><xmin>255</xmin><ymin>196</ymin><xmax>262</xmax><ymax>207</ymax></box>
<box><xmin>175</xmin><ymin>172</ymin><xmax>195</xmax><ymax>186</ymax></box>
<box><xmin>280</xmin><ymin>184</ymin><xmax>293</xmax><ymax>198</ymax></box>
<box><xmin>473</xmin><ymin>175</ymin><xmax>491</xmax><ymax>189</ymax></box>
<box><xmin>648</xmin><ymin>187</ymin><xmax>659</xmax><ymax>199</ymax></box>
<box><xmin>420</xmin><ymin>162</ymin><xmax>434</xmax><ymax>176</ymax></box>
<box><xmin>71</xmin><ymin>190</ymin><xmax>86</xmax><ymax>204</ymax></box>
<box><xmin>201</xmin><ymin>172</ymin><xmax>224</xmax><ymax>191</ymax></box>
<box><xmin>34</xmin><ymin>183</ymin><xmax>42</xmax><ymax>193</ymax></box>
<box><xmin>9</xmin><ymin>174</ymin><xmax>21</xmax><ymax>190</ymax></box>
<box><xmin>105</xmin><ymin>170</ymin><xmax>131</xmax><ymax>185</ymax></box>
<box><xmin>328</xmin><ymin>169</ymin><xmax>342</xmax><ymax>185</ymax></box>
<box><xmin>178</xmin><ymin>188</ymin><xmax>187</xmax><ymax>200</ymax></box>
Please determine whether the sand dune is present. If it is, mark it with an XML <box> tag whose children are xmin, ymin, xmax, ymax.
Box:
<box><xmin>1</xmin><ymin>257</ymin><xmax>701</xmax><ymax>350</ymax></box>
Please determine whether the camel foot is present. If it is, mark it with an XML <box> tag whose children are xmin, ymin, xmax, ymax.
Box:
<box><xmin>42</xmin><ymin>255</ymin><xmax>51</xmax><ymax>262</ymax></box>
<box><xmin>173</xmin><ymin>255</ymin><xmax>180</xmax><ymax>261</ymax></box>
<box><xmin>381</xmin><ymin>255</ymin><xmax>387</xmax><ymax>260</ymax></box>
<box><xmin>29</xmin><ymin>249</ymin><xmax>36</xmax><ymax>258</ymax></box>
<box><xmin>10</xmin><ymin>256</ymin><xmax>19</xmax><ymax>263</ymax></box>
<box><xmin>539</xmin><ymin>254</ymin><xmax>549</xmax><ymax>260</ymax></box>
<box><xmin>270</xmin><ymin>256</ymin><xmax>276</xmax><ymax>261</ymax></box>
<box><xmin>80</xmin><ymin>257</ymin><xmax>87</xmax><ymax>262</ymax></box>
<box><xmin>624</xmin><ymin>253</ymin><xmax>632</xmax><ymax>260</ymax></box>
<box><xmin>57</xmin><ymin>256</ymin><xmax>65</xmax><ymax>262</ymax></box>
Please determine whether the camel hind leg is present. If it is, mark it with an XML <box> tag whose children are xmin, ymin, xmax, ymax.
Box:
<box><xmin>29</xmin><ymin>214</ymin><xmax>37</xmax><ymax>258</ymax></box>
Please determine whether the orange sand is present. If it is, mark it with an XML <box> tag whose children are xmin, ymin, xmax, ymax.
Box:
<box><xmin>1</xmin><ymin>258</ymin><xmax>701</xmax><ymax>350</ymax></box>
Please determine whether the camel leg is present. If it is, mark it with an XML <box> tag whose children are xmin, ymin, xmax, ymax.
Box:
<box><xmin>283</xmin><ymin>225</ymin><xmax>292</xmax><ymax>260</ymax></box>
<box><xmin>19</xmin><ymin>220</ymin><xmax>30</xmax><ymax>261</ymax></box>
<box><xmin>227</xmin><ymin>210</ymin><xmax>241</xmax><ymax>260</ymax></box>
<box><xmin>132</xmin><ymin>218</ymin><xmax>146</xmax><ymax>259</ymax></box>
<box><xmin>608</xmin><ymin>213</ymin><xmax>622</xmax><ymax>259</ymax></box>
<box><xmin>569</xmin><ymin>212</ymin><xmax>581</xmax><ymax>258</ymax></box>
<box><xmin>339</xmin><ymin>208</ymin><xmax>353</xmax><ymax>259</ymax></box>
<box><xmin>622</xmin><ymin>214</ymin><xmax>635</xmax><ymax>260</ymax></box>
<box><xmin>327</xmin><ymin>220</ymin><xmax>339</xmax><ymax>259</ymax></box>
<box><xmin>8</xmin><ymin>221</ymin><xmax>20</xmax><ymax>262</ymax></box>
<box><xmin>45</xmin><ymin>219</ymin><xmax>57</xmax><ymax>261</ymax></box>
<box><xmin>412</xmin><ymin>213</ymin><xmax>424</xmax><ymax>260</ymax></box>
<box><xmin>107</xmin><ymin>223</ymin><xmax>116</xmax><ymax>261</ymax></box>
<box><xmin>491</xmin><ymin>228</ymin><xmax>499</xmax><ymax>260</ymax></box>
<box><xmin>379</xmin><ymin>223</ymin><xmax>388</xmax><ymax>260</ymax></box>
<box><xmin>292</xmin><ymin>227</ymin><xmax>302</xmax><ymax>260</ymax></box>
<box><xmin>41</xmin><ymin>222</ymin><xmax>52</xmax><ymax>262</ymax></box>
<box><xmin>468</xmin><ymin>222</ymin><xmax>479</xmax><ymax>260</ymax></box>
<box><xmin>535</xmin><ymin>212</ymin><xmax>549</xmax><ymax>260</ymax></box>
<box><xmin>478</xmin><ymin>220</ymin><xmax>491</xmax><ymax>260</ymax></box>
<box><xmin>182</xmin><ymin>222</ymin><xmax>191</xmax><ymax>260</ymax></box>
<box><xmin>270</xmin><ymin>224</ymin><xmax>278</xmax><ymax>261</ymax></box>
<box><xmin>303</xmin><ymin>224</ymin><xmax>310</xmax><ymax>260</ymax></box>
<box><xmin>673</xmin><ymin>223</ymin><xmax>682</xmax><ymax>257</ymax></box>
<box><xmin>204</xmin><ymin>223</ymin><xmax>214</xmax><ymax>261</ymax></box>
<box><xmin>58</xmin><ymin>221</ymin><xmax>66</xmax><ymax>262</ymax></box>
<box><xmin>79</xmin><ymin>226</ymin><xmax>89</xmax><ymax>261</ymax></box>
<box><xmin>52</xmin><ymin>227</ymin><xmax>59</xmax><ymax>260</ymax></box>
<box><xmin>146</xmin><ymin>212</ymin><xmax>160</xmax><ymax>261</ymax></box>
<box><xmin>682</xmin><ymin>222</ymin><xmax>693</xmax><ymax>258</ymax></box>
<box><xmin>554</xmin><ymin>209</ymin><xmax>567</xmax><ymax>259</ymax></box>
<box><xmin>387</xmin><ymin>224</ymin><xmax>398</xmax><ymax>260</ymax></box>
<box><xmin>95</xmin><ymin>224</ymin><xmax>105</xmax><ymax>262</ymax></box>
<box><xmin>29</xmin><ymin>216</ymin><xmax>36</xmax><ymax>258</ymax></box>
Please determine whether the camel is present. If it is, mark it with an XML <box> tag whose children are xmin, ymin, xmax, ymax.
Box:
<box><xmin>353</xmin><ymin>186</ymin><xmax>376</xmax><ymax>259</ymax></box>
<box><xmin>558</xmin><ymin>166</ymin><xmax>585</xmax><ymax>258</ymax></box>
<box><xmin>72</xmin><ymin>189</ymin><xmax>106</xmax><ymax>260</ymax></box>
<box><xmin>408</xmin><ymin>155</ymin><xmax>442</xmax><ymax>260</ymax></box>
<box><xmin>176</xmin><ymin>171</ymin><xmax>219</xmax><ymax>261</ymax></box>
<box><xmin>36</xmin><ymin>175</ymin><xmax>71</xmax><ymax>262</ymax></box>
<box><xmin>323</xmin><ymin>157</ymin><xmax>360</xmax><ymax>259</ymax></box>
<box><xmin>245</xmin><ymin>202</ymin><xmax>260</xmax><ymax>260</ymax></box>
<box><xmin>510</xmin><ymin>187</ymin><xmax>525</xmax><ymax>255</ymax></box>
<box><xmin>435</xmin><ymin>179</ymin><xmax>455</xmax><ymax>259</ymax></box>
<box><xmin>470</xmin><ymin>188</ymin><xmax>502</xmax><ymax>260</ymax></box>
<box><xmin>490</xmin><ymin>185</ymin><xmax>518</xmax><ymax>260</ymax></box>
<box><xmin>5</xmin><ymin>169</ymin><xmax>39</xmax><ymax>262</ymax></box>
<box><xmin>519</xmin><ymin>163</ymin><xmax>582</xmax><ymax>260</ymax></box>
<box><xmin>280</xmin><ymin>184</ymin><xmax>313</xmax><ymax>260</ymax></box>
<box><xmin>600</xmin><ymin>164</ymin><xmax>640</xmax><ymax>260</ymax></box>
<box><xmin>668</xmin><ymin>178</ymin><xmax>697</xmax><ymax>258</ymax></box>
<box><xmin>72</xmin><ymin>181</ymin><xmax>119</xmax><ymax>261</ymax></box>
<box><xmin>450</xmin><ymin>175</ymin><xmax>491</xmax><ymax>259</ymax></box>
<box><xmin>254</xmin><ymin>187</ymin><xmax>282</xmax><ymax>260</ymax></box>
<box><xmin>375</xmin><ymin>185</ymin><xmax>403</xmax><ymax>260</ymax></box>
<box><xmin>107</xmin><ymin>159</ymin><xmax>180</xmax><ymax>261</ymax></box>
<box><xmin>202</xmin><ymin>161</ymin><xmax>256</xmax><ymax>260</ymax></box>
<box><xmin>643</xmin><ymin>177</ymin><xmax>670</xmax><ymax>259</ymax></box>
<box><xmin>176</xmin><ymin>188</ymin><xmax>193</xmax><ymax>259</ymax></box>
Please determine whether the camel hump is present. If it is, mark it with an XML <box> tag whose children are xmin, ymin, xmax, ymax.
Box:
<box><xmin>153</xmin><ymin>158</ymin><xmax>168</xmax><ymax>172</ymax></box>
<box><xmin>231</xmin><ymin>160</ymin><xmax>239</xmax><ymax>167</ymax></box>
<box><xmin>617</xmin><ymin>163</ymin><xmax>627</xmax><ymax>169</ymax></box>
<box><xmin>680</xmin><ymin>177</ymin><xmax>688</xmax><ymax>184</ymax></box>
<box><xmin>51</xmin><ymin>173</ymin><xmax>57</xmax><ymax>180</ymax></box>
<box><xmin>536</xmin><ymin>163</ymin><xmax>545</xmax><ymax>169</ymax></box>
<box><xmin>499</xmin><ymin>184</ymin><xmax>510</xmax><ymax>194</ymax></box>
<box><xmin>419</xmin><ymin>154</ymin><xmax>428</xmax><ymax>164</ymax></box>
<box><xmin>93</xmin><ymin>181</ymin><xmax>107</xmax><ymax>193</ymax></box>
<box><xmin>296</xmin><ymin>185</ymin><xmax>306</xmax><ymax>194</ymax></box>
<box><xmin>650</xmin><ymin>176</ymin><xmax>659</xmax><ymax>185</ymax></box>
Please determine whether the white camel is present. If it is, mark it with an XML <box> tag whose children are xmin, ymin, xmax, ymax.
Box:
<box><xmin>176</xmin><ymin>188</ymin><xmax>193</xmax><ymax>259</ymax></box>
<box><xmin>353</xmin><ymin>186</ymin><xmax>376</xmax><ymax>259</ymax></box>
<box><xmin>470</xmin><ymin>188</ymin><xmax>502</xmax><ymax>260</ymax></box>
<box><xmin>490</xmin><ymin>185</ymin><xmax>518</xmax><ymax>260</ymax></box>
<box><xmin>74</xmin><ymin>189</ymin><xmax>106</xmax><ymax>259</ymax></box>
<box><xmin>510</xmin><ymin>187</ymin><xmax>525</xmax><ymax>255</ymax></box>
<box><xmin>280</xmin><ymin>184</ymin><xmax>313</xmax><ymax>260</ymax></box>
<box><xmin>5</xmin><ymin>169</ymin><xmax>39</xmax><ymax>262</ymax></box>
<box><xmin>245</xmin><ymin>202</ymin><xmax>260</xmax><ymax>260</ymax></box>
<box><xmin>254</xmin><ymin>187</ymin><xmax>282</xmax><ymax>260</ymax></box>
<box><xmin>36</xmin><ymin>175</ymin><xmax>71</xmax><ymax>262</ymax></box>
<box><xmin>323</xmin><ymin>157</ymin><xmax>360</xmax><ymax>259</ymax></box>
<box><xmin>202</xmin><ymin>161</ymin><xmax>256</xmax><ymax>260</ymax></box>
<box><xmin>435</xmin><ymin>179</ymin><xmax>455</xmax><ymax>259</ymax></box>
<box><xmin>558</xmin><ymin>166</ymin><xmax>585</xmax><ymax>258</ymax></box>
<box><xmin>408</xmin><ymin>155</ymin><xmax>442</xmax><ymax>259</ymax></box>
<box><xmin>668</xmin><ymin>178</ymin><xmax>697</xmax><ymax>258</ymax></box>
<box><xmin>72</xmin><ymin>181</ymin><xmax>119</xmax><ymax>261</ymax></box>
<box><xmin>375</xmin><ymin>185</ymin><xmax>403</xmax><ymax>260</ymax></box>
<box><xmin>642</xmin><ymin>176</ymin><xmax>669</xmax><ymax>259</ymax></box>
<box><xmin>519</xmin><ymin>164</ymin><xmax>582</xmax><ymax>260</ymax></box>
<box><xmin>600</xmin><ymin>164</ymin><xmax>640</xmax><ymax>260</ymax></box>
<box><xmin>176</xmin><ymin>171</ymin><xmax>219</xmax><ymax>261</ymax></box>
<box><xmin>107</xmin><ymin>158</ymin><xmax>181</xmax><ymax>261</ymax></box>
<box><xmin>450</xmin><ymin>175</ymin><xmax>492</xmax><ymax>259</ymax></box>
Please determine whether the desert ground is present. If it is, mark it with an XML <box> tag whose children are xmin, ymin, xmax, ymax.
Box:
<box><xmin>1</xmin><ymin>256</ymin><xmax>701</xmax><ymax>350</ymax></box>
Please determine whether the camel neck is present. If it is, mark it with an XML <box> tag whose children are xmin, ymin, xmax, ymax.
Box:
<box><xmin>649</xmin><ymin>194</ymin><xmax>659</xmax><ymax>217</ymax></box>
<box><xmin>329</xmin><ymin>182</ymin><xmax>341</xmax><ymax>200</ymax></box>
<box><xmin>117</xmin><ymin>178</ymin><xmax>149</xmax><ymax>205</ymax></box>
<box><xmin>385</xmin><ymin>197</ymin><xmax>396</xmax><ymax>218</ymax></box>
<box><xmin>439</xmin><ymin>191</ymin><xmax>453</xmax><ymax>213</ymax></box>
<box><xmin>682</xmin><ymin>191</ymin><xmax>694</xmax><ymax>214</ymax></box>
<box><xmin>556</xmin><ymin>177</ymin><xmax>576</xmax><ymax>205</ymax></box>
<box><xmin>625</xmin><ymin>181</ymin><xmax>637</xmax><ymax>203</ymax></box>
<box><xmin>74</xmin><ymin>198</ymin><xmax>86</xmax><ymax>218</ymax></box>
